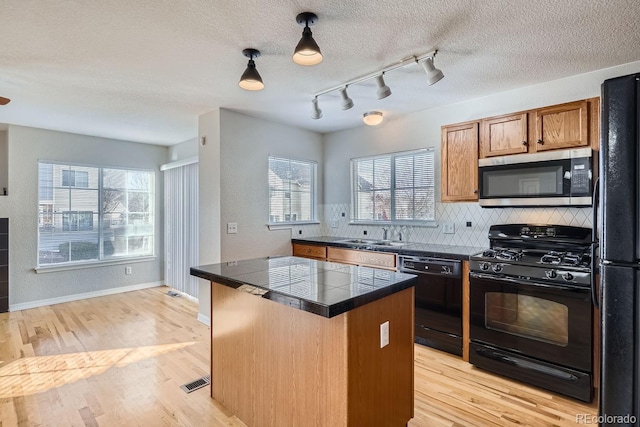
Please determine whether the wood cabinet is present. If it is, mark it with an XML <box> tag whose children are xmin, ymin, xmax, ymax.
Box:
<box><xmin>441</xmin><ymin>122</ymin><xmax>479</xmax><ymax>202</ymax></box>
<box><xmin>480</xmin><ymin>113</ymin><xmax>528</xmax><ymax>157</ymax></box>
<box><xmin>534</xmin><ymin>100</ymin><xmax>589</xmax><ymax>151</ymax></box>
<box><xmin>327</xmin><ymin>247</ymin><xmax>397</xmax><ymax>271</ymax></box>
<box><xmin>0</xmin><ymin>218</ymin><xmax>7</xmax><ymax>313</ymax></box>
<box><xmin>292</xmin><ymin>242</ymin><xmax>327</xmax><ymax>260</ymax></box>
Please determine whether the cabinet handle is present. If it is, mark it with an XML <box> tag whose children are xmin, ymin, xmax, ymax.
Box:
<box><xmin>521</xmin><ymin>140</ymin><xmax>528</xmax><ymax>146</ymax></box>
<box><xmin>537</xmin><ymin>139</ymin><xmax>544</xmax><ymax>145</ymax></box>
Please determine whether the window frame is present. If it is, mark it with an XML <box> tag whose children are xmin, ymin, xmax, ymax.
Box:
<box><xmin>350</xmin><ymin>148</ymin><xmax>436</xmax><ymax>225</ymax></box>
<box><xmin>37</xmin><ymin>160</ymin><xmax>156</xmax><ymax>269</ymax></box>
<box><xmin>267</xmin><ymin>156</ymin><xmax>318</xmax><ymax>226</ymax></box>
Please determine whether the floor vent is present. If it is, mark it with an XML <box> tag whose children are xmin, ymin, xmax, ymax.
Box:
<box><xmin>167</xmin><ymin>290</ymin><xmax>181</xmax><ymax>297</ymax></box>
<box><xmin>180</xmin><ymin>375</ymin><xmax>211</xmax><ymax>393</ymax></box>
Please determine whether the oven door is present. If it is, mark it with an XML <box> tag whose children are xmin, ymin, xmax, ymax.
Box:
<box><xmin>469</xmin><ymin>272</ymin><xmax>592</xmax><ymax>372</ymax></box>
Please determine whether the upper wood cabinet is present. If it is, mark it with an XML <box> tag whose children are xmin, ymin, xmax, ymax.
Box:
<box><xmin>480</xmin><ymin>113</ymin><xmax>528</xmax><ymax>158</ymax></box>
<box><xmin>534</xmin><ymin>100</ymin><xmax>588</xmax><ymax>151</ymax></box>
<box><xmin>441</xmin><ymin>122</ymin><xmax>479</xmax><ymax>202</ymax></box>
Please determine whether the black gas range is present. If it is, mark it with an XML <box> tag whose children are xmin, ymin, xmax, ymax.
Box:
<box><xmin>468</xmin><ymin>224</ymin><xmax>595</xmax><ymax>402</ymax></box>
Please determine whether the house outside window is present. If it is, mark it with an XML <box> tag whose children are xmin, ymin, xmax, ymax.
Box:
<box><xmin>268</xmin><ymin>156</ymin><xmax>316</xmax><ymax>224</ymax></box>
<box><xmin>38</xmin><ymin>162</ymin><xmax>155</xmax><ymax>266</ymax></box>
<box><xmin>351</xmin><ymin>149</ymin><xmax>435</xmax><ymax>223</ymax></box>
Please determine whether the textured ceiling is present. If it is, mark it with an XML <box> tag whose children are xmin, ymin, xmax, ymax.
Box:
<box><xmin>0</xmin><ymin>0</ymin><xmax>639</xmax><ymax>145</ymax></box>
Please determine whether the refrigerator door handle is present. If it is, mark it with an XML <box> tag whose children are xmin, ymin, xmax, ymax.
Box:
<box><xmin>591</xmin><ymin>177</ymin><xmax>600</xmax><ymax>308</ymax></box>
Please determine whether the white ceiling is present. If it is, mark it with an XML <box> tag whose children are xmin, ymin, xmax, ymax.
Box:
<box><xmin>1</xmin><ymin>0</ymin><xmax>639</xmax><ymax>146</ymax></box>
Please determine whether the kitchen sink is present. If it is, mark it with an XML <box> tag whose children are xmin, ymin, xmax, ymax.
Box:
<box><xmin>336</xmin><ymin>238</ymin><xmax>406</xmax><ymax>247</ymax></box>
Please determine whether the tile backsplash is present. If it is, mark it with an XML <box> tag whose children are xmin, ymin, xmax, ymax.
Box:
<box><xmin>295</xmin><ymin>203</ymin><xmax>593</xmax><ymax>248</ymax></box>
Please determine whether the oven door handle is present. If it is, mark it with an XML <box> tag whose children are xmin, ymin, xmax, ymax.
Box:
<box><xmin>469</xmin><ymin>272</ymin><xmax>587</xmax><ymax>292</ymax></box>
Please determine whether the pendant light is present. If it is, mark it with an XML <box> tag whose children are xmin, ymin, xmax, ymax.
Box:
<box><xmin>293</xmin><ymin>12</ymin><xmax>323</xmax><ymax>66</ymax></box>
<box><xmin>420</xmin><ymin>57</ymin><xmax>444</xmax><ymax>86</ymax></box>
<box><xmin>375</xmin><ymin>74</ymin><xmax>391</xmax><ymax>99</ymax></box>
<box><xmin>238</xmin><ymin>48</ymin><xmax>264</xmax><ymax>91</ymax></box>
<box><xmin>363</xmin><ymin>111</ymin><xmax>383</xmax><ymax>126</ymax></box>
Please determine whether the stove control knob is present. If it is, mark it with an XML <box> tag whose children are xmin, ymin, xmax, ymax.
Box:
<box><xmin>545</xmin><ymin>270</ymin><xmax>557</xmax><ymax>279</ymax></box>
<box><xmin>480</xmin><ymin>262</ymin><xmax>490</xmax><ymax>271</ymax></box>
<box><xmin>492</xmin><ymin>263</ymin><xmax>503</xmax><ymax>273</ymax></box>
<box><xmin>563</xmin><ymin>272</ymin><xmax>574</xmax><ymax>281</ymax></box>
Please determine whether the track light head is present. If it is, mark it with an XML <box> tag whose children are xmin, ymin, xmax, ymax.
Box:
<box><xmin>339</xmin><ymin>87</ymin><xmax>354</xmax><ymax>110</ymax></box>
<box><xmin>363</xmin><ymin>111</ymin><xmax>383</xmax><ymax>126</ymax></box>
<box><xmin>420</xmin><ymin>57</ymin><xmax>444</xmax><ymax>86</ymax></box>
<box><xmin>238</xmin><ymin>49</ymin><xmax>264</xmax><ymax>91</ymax></box>
<box><xmin>293</xmin><ymin>12</ymin><xmax>323</xmax><ymax>66</ymax></box>
<box><xmin>375</xmin><ymin>74</ymin><xmax>392</xmax><ymax>99</ymax></box>
<box><xmin>311</xmin><ymin>97</ymin><xmax>323</xmax><ymax>119</ymax></box>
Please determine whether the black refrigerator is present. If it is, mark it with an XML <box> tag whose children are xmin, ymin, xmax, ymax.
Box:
<box><xmin>599</xmin><ymin>73</ymin><xmax>640</xmax><ymax>425</ymax></box>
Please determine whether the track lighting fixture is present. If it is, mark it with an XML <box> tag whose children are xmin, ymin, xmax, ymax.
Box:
<box><xmin>293</xmin><ymin>12</ymin><xmax>323</xmax><ymax>66</ymax></box>
<box><xmin>420</xmin><ymin>57</ymin><xmax>444</xmax><ymax>86</ymax></box>
<box><xmin>375</xmin><ymin>74</ymin><xmax>391</xmax><ymax>99</ymax></box>
<box><xmin>339</xmin><ymin>87</ymin><xmax>354</xmax><ymax>110</ymax></box>
<box><xmin>238</xmin><ymin>48</ymin><xmax>264</xmax><ymax>91</ymax></box>
<box><xmin>363</xmin><ymin>111</ymin><xmax>383</xmax><ymax>126</ymax></box>
<box><xmin>311</xmin><ymin>97</ymin><xmax>323</xmax><ymax>119</ymax></box>
<box><xmin>310</xmin><ymin>49</ymin><xmax>444</xmax><ymax>122</ymax></box>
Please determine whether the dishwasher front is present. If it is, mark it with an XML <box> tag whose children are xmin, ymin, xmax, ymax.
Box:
<box><xmin>399</xmin><ymin>255</ymin><xmax>463</xmax><ymax>356</ymax></box>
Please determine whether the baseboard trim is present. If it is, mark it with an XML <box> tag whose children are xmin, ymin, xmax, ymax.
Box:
<box><xmin>197</xmin><ymin>313</ymin><xmax>211</xmax><ymax>326</ymax></box>
<box><xmin>10</xmin><ymin>281</ymin><xmax>164</xmax><ymax>312</ymax></box>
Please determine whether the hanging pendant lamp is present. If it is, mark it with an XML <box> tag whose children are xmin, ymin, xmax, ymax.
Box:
<box><xmin>293</xmin><ymin>12</ymin><xmax>323</xmax><ymax>66</ymax></box>
<box><xmin>238</xmin><ymin>48</ymin><xmax>264</xmax><ymax>91</ymax></box>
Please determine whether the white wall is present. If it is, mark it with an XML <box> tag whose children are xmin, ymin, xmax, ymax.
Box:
<box><xmin>219</xmin><ymin>109</ymin><xmax>324</xmax><ymax>260</ymax></box>
<box><xmin>322</xmin><ymin>61</ymin><xmax>640</xmax><ymax>247</ymax></box>
<box><xmin>6</xmin><ymin>125</ymin><xmax>168</xmax><ymax>309</ymax></box>
<box><xmin>169</xmin><ymin>137</ymin><xmax>198</xmax><ymax>161</ymax></box>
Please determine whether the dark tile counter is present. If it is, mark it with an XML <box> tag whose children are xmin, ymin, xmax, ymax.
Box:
<box><xmin>190</xmin><ymin>256</ymin><xmax>416</xmax><ymax>318</ymax></box>
<box><xmin>292</xmin><ymin>236</ymin><xmax>485</xmax><ymax>261</ymax></box>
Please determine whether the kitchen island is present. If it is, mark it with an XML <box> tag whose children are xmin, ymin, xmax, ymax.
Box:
<box><xmin>191</xmin><ymin>256</ymin><xmax>417</xmax><ymax>427</ymax></box>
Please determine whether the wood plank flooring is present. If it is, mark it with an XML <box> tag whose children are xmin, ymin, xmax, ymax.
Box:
<box><xmin>0</xmin><ymin>287</ymin><xmax>596</xmax><ymax>426</ymax></box>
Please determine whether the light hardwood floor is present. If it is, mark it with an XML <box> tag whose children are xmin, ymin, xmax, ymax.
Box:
<box><xmin>0</xmin><ymin>287</ymin><xmax>596</xmax><ymax>426</ymax></box>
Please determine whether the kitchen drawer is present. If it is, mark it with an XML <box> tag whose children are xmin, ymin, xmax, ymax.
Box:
<box><xmin>0</xmin><ymin>266</ymin><xmax>6</xmax><ymax>282</ymax></box>
<box><xmin>0</xmin><ymin>281</ymin><xmax>6</xmax><ymax>298</ymax></box>
<box><xmin>327</xmin><ymin>247</ymin><xmax>396</xmax><ymax>270</ymax></box>
<box><xmin>0</xmin><ymin>297</ymin><xmax>7</xmax><ymax>313</ymax></box>
<box><xmin>0</xmin><ymin>249</ymin><xmax>6</xmax><ymax>266</ymax></box>
<box><xmin>292</xmin><ymin>243</ymin><xmax>327</xmax><ymax>259</ymax></box>
<box><xmin>0</xmin><ymin>218</ymin><xmax>6</xmax><ymax>234</ymax></box>
<box><xmin>0</xmin><ymin>234</ymin><xmax>6</xmax><ymax>250</ymax></box>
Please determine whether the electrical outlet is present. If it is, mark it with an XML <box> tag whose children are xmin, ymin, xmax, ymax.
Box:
<box><xmin>125</xmin><ymin>266</ymin><xmax>132</xmax><ymax>275</ymax></box>
<box><xmin>227</xmin><ymin>222</ymin><xmax>238</xmax><ymax>234</ymax></box>
<box><xmin>380</xmin><ymin>321</ymin><xmax>389</xmax><ymax>348</ymax></box>
<box><xmin>330</xmin><ymin>220</ymin><xmax>338</xmax><ymax>228</ymax></box>
<box><xmin>443</xmin><ymin>222</ymin><xmax>455</xmax><ymax>234</ymax></box>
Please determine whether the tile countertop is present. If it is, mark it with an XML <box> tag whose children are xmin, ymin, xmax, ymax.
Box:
<box><xmin>190</xmin><ymin>256</ymin><xmax>417</xmax><ymax>318</ymax></box>
<box><xmin>292</xmin><ymin>236</ymin><xmax>486</xmax><ymax>261</ymax></box>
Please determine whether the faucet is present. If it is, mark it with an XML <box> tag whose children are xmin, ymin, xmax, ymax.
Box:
<box><xmin>397</xmin><ymin>231</ymin><xmax>403</xmax><ymax>241</ymax></box>
<box><xmin>382</xmin><ymin>227</ymin><xmax>389</xmax><ymax>240</ymax></box>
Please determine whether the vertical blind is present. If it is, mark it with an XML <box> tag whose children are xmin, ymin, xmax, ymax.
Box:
<box><xmin>164</xmin><ymin>162</ymin><xmax>199</xmax><ymax>298</ymax></box>
<box><xmin>351</xmin><ymin>149</ymin><xmax>435</xmax><ymax>222</ymax></box>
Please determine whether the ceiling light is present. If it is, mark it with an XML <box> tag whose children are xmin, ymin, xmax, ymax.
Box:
<box><xmin>311</xmin><ymin>97</ymin><xmax>323</xmax><ymax>119</ymax></box>
<box><xmin>340</xmin><ymin>87</ymin><xmax>354</xmax><ymax>110</ymax></box>
<box><xmin>375</xmin><ymin>74</ymin><xmax>391</xmax><ymax>99</ymax></box>
<box><xmin>238</xmin><ymin>48</ymin><xmax>264</xmax><ymax>91</ymax></box>
<box><xmin>363</xmin><ymin>111</ymin><xmax>383</xmax><ymax>126</ymax></box>
<box><xmin>420</xmin><ymin>57</ymin><xmax>444</xmax><ymax>86</ymax></box>
<box><xmin>293</xmin><ymin>12</ymin><xmax>323</xmax><ymax>66</ymax></box>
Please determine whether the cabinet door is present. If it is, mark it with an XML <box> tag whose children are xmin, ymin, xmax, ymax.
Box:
<box><xmin>292</xmin><ymin>243</ymin><xmax>326</xmax><ymax>260</ymax></box>
<box><xmin>441</xmin><ymin>122</ymin><xmax>479</xmax><ymax>202</ymax></box>
<box><xmin>480</xmin><ymin>113</ymin><xmax>528</xmax><ymax>157</ymax></box>
<box><xmin>534</xmin><ymin>101</ymin><xmax>588</xmax><ymax>151</ymax></box>
<box><xmin>327</xmin><ymin>247</ymin><xmax>396</xmax><ymax>270</ymax></box>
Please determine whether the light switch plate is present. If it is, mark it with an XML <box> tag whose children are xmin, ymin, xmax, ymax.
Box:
<box><xmin>227</xmin><ymin>223</ymin><xmax>238</xmax><ymax>234</ymax></box>
<box><xmin>380</xmin><ymin>321</ymin><xmax>389</xmax><ymax>348</ymax></box>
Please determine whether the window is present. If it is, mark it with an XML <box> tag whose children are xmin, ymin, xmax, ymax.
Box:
<box><xmin>268</xmin><ymin>156</ymin><xmax>316</xmax><ymax>224</ymax></box>
<box><xmin>351</xmin><ymin>149</ymin><xmax>435</xmax><ymax>223</ymax></box>
<box><xmin>38</xmin><ymin>162</ymin><xmax>155</xmax><ymax>266</ymax></box>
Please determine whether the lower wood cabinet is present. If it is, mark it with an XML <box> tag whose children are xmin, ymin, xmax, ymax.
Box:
<box><xmin>292</xmin><ymin>243</ymin><xmax>327</xmax><ymax>260</ymax></box>
<box><xmin>327</xmin><ymin>247</ymin><xmax>396</xmax><ymax>271</ymax></box>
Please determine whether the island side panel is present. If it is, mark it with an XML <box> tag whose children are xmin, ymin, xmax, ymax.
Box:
<box><xmin>346</xmin><ymin>286</ymin><xmax>415</xmax><ymax>426</ymax></box>
<box><xmin>211</xmin><ymin>282</ymin><xmax>349</xmax><ymax>427</ymax></box>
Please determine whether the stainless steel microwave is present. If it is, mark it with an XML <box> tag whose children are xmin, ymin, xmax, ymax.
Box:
<box><xmin>478</xmin><ymin>148</ymin><xmax>593</xmax><ymax>207</ymax></box>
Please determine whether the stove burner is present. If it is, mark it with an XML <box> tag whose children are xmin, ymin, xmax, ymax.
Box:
<box><xmin>482</xmin><ymin>249</ymin><xmax>496</xmax><ymax>258</ymax></box>
<box><xmin>563</xmin><ymin>253</ymin><xmax>584</xmax><ymax>266</ymax></box>
<box><xmin>540</xmin><ymin>251</ymin><xmax>563</xmax><ymax>265</ymax></box>
<box><xmin>496</xmin><ymin>249</ymin><xmax>523</xmax><ymax>261</ymax></box>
